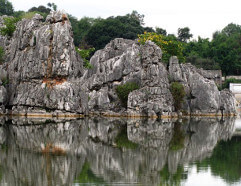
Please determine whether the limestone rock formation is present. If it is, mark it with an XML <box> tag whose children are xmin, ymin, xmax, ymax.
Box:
<box><xmin>1</xmin><ymin>12</ymin><xmax>88</xmax><ymax>116</ymax></box>
<box><xmin>0</xmin><ymin>15</ymin><xmax>9</xmax><ymax>48</ymax></box>
<box><xmin>83</xmin><ymin>39</ymin><xmax>173</xmax><ymax>117</ymax></box>
<box><xmin>169</xmin><ymin>56</ymin><xmax>236</xmax><ymax>115</ymax></box>
<box><xmin>0</xmin><ymin>11</ymin><xmax>237</xmax><ymax>117</ymax></box>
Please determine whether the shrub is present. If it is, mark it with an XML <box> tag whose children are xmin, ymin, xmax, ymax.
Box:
<box><xmin>0</xmin><ymin>17</ymin><xmax>18</xmax><ymax>37</ymax></box>
<box><xmin>1</xmin><ymin>77</ymin><xmax>9</xmax><ymax>87</ymax></box>
<box><xmin>75</xmin><ymin>47</ymin><xmax>95</xmax><ymax>69</ymax></box>
<box><xmin>116</xmin><ymin>82</ymin><xmax>139</xmax><ymax>107</ymax></box>
<box><xmin>170</xmin><ymin>82</ymin><xmax>185</xmax><ymax>111</ymax></box>
<box><xmin>138</xmin><ymin>32</ymin><xmax>185</xmax><ymax>63</ymax></box>
<box><xmin>0</xmin><ymin>46</ymin><xmax>4</xmax><ymax>64</ymax></box>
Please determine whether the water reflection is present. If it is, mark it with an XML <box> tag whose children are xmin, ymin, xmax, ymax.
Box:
<box><xmin>0</xmin><ymin>117</ymin><xmax>238</xmax><ymax>186</ymax></box>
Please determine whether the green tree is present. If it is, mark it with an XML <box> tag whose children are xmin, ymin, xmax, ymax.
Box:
<box><xmin>69</xmin><ymin>15</ymin><xmax>99</xmax><ymax>47</ymax></box>
<box><xmin>0</xmin><ymin>0</ymin><xmax>14</xmax><ymax>16</ymax></box>
<box><xmin>183</xmin><ymin>37</ymin><xmax>221</xmax><ymax>70</ymax></box>
<box><xmin>156</xmin><ymin>27</ymin><xmax>167</xmax><ymax>36</ymax></box>
<box><xmin>221</xmin><ymin>23</ymin><xmax>241</xmax><ymax>36</ymax></box>
<box><xmin>211</xmin><ymin>31</ymin><xmax>241</xmax><ymax>75</ymax></box>
<box><xmin>86</xmin><ymin>13</ymin><xmax>144</xmax><ymax>50</ymax></box>
<box><xmin>47</xmin><ymin>2</ymin><xmax>57</xmax><ymax>11</ymax></box>
<box><xmin>127</xmin><ymin>10</ymin><xmax>145</xmax><ymax>25</ymax></box>
<box><xmin>177</xmin><ymin>27</ymin><xmax>193</xmax><ymax>42</ymax></box>
<box><xmin>28</xmin><ymin>5</ymin><xmax>51</xmax><ymax>14</ymax></box>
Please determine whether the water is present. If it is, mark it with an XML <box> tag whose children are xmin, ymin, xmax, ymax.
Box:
<box><xmin>0</xmin><ymin>117</ymin><xmax>240</xmax><ymax>186</ymax></box>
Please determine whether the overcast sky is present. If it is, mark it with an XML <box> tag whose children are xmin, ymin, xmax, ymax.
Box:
<box><xmin>10</xmin><ymin>0</ymin><xmax>241</xmax><ymax>39</ymax></box>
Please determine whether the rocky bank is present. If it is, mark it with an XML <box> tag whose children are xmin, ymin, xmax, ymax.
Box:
<box><xmin>0</xmin><ymin>11</ymin><xmax>237</xmax><ymax>118</ymax></box>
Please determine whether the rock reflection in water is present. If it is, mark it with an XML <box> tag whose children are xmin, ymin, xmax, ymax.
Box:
<box><xmin>0</xmin><ymin>117</ymin><xmax>236</xmax><ymax>186</ymax></box>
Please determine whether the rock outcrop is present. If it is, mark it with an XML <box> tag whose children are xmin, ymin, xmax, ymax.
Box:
<box><xmin>83</xmin><ymin>39</ymin><xmax>173</xmax><ymax>117</ymax></box>
<box><xmin>168</xmin><ymin>56</ymin><xmax>236</xmax><ymax>115</ymax></box>
<box><xmin>0</xmin><ymin>11</ymin><xmax>237</xmax><ymax>117</ymax></box>
<box><xmin>1</xmin><ymin>11</ymin><xmax>88</xmax><ymax>116</ymax></box>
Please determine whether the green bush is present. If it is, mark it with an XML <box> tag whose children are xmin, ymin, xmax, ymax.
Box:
<box><xmin>222</xmin><ymin>78</ymin><xmax>241</xmax><ymax>89</ymax></box>
<box><xmin>75</xmin><ymin>47</ymin><xmax>95</xmax><ymax>69</ymax></box>
<box><xmin>0</xmin><ymin>46</ymin><xmax>4</xmax><ymax>64</ymax></box>
<box><xmin>170</xmin><ymin>82</ymin><xmax>185</xmax><ymax>111</ymax></box>
<box><xmin>0</xmin><ymin>17</ymin><xmax>18</xmax><ymax>37</ymax></box>
<box><xmin>116</xmin><ymin>82</ymin><xmax>139</xmax><ymax>107</ymax></box>
<box><xmin>1</xmin><ymin>77</ymin><xmax>9</xmax><ymax>87</ymax></box>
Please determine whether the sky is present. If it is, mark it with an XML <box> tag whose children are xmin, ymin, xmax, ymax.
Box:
<box><xmin>10</xmin><ymin>0</ymin><xmax>241</xmax><ymax>40</ymax></box>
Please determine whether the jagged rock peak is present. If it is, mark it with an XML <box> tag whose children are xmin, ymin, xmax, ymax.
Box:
<box><xmin>46</xmin><ymin>10</ymin><xmax>68</xmax><ymax>24</ymax></box>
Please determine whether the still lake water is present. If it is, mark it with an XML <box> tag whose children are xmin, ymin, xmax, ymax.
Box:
<box><xmin>0</xmin><ymin>117</ymin><xmax>241</xmax><ymax>186</ymax></box>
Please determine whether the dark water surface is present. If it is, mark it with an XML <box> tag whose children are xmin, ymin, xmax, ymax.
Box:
<box><xmin>0</xmin><ymin>117</ymin><xmax>240</xmax><ymax>186</ymax></box>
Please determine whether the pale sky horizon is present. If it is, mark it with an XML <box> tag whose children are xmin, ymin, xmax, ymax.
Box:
<box><xmin>10</xmin><ymin>0</ymin><xmax>241</xmax><ymax>40</ymax></box>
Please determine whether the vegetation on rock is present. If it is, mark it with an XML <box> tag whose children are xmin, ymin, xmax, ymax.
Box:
<box><xmin>116</xmin><ymin>82</ymin><xmax>139</xmax><ymax>108</ymax></box>
<box><xmin>75</xmin><ymin>47</ymin><xmax>95</xmax><ymax>69</ymax></box>
<box><xmin>170</xmin><ymin>82</ymin><xmax>185</xmax><ymax>111</ymax></box>
<box><xmin>0</xmin><ymin>16</ymin><xmax>18</xmax><ymax>37</ymax></box>
<box><xmin>0</xmin><ymin>46</ymin><xmax>4</xmax><ymax>64</ymax></box>
<box><xmin>138</xmin><ymin>32</ymin><xmax>185</xmax><ymax>63</ymax></box>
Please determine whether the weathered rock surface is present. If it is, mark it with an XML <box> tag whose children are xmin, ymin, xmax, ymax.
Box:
<box><xmin>0</xmin><ymin>16</ymin><xmax>9</xmax><ymax>48</ymax></box>
<box><xmin>1</xmin><ymin>12</ymin><xmax>87</xmax><ymax>115</ymax></box>
<box><xmin>83</xmin><ymin>39</ymin><xmax>173</xmax><ymax>117</ymax></box>
<box><xmin>0</xmin><ymin>11</ymin><xmax>237</xmax><ymax>117</ymax></box>
<box><xmin>169</xmin><ymin>56</ymin><xmax>236</xmax><ymax>115</ymax></box>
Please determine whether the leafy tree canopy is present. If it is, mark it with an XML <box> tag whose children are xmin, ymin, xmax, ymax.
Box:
<box><xmin>28</xmin><ymin>5</ymin><xmax>51</xmax><ymax>14</ymax></box>
<box><xmin>177</xmin><ymin>27</ymin><xmax>193</xmax><ymax>42</ymax></box>
<box><xmin>85</xmin><ymin>13</ymin><xmax>144</xmax><ymax>50</ymax></box>
<box><xmin>156</xmin><ymin>27</ymin><xmax>167</xmax><ymax>36</ymax></box>
<box><xmin>0</xmin><ymin>0</ymin><xmax>14</xmax><ymax>16</ymax></box>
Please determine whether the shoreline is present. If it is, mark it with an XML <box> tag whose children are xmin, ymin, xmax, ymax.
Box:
<box><xmin>0</xmin><ymin>112</ymin><xmax>236</xmax><ymax>119</ymax></box>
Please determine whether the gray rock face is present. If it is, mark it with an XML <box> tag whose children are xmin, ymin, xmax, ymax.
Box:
<box><xmin>1</xmin><ymin>12</ymin><xmax>87</xmax><ymax>115</ymax></box>
<box><xmin>169</xmin><ymin>57</ymin><xmax>236</xmax><ymax>115</ymax></box>
<box><xmin>0</xmin><ymin>16</ymin><xmax>9</xmax><ymax>49</ymax></box>
<box><xmin>83</xmin><ymin>39</ymin><xmax>173</xmax><ymax>117</ymax></box>
<box><xmin>0</xmin><ymin>11</ymin><xmax>236</xmax><ymax>117</ymax></box>
<box><xmin>0</xmin><ymin>86</ymin><xmax>7</xmax><ymax>104</ymax></box>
